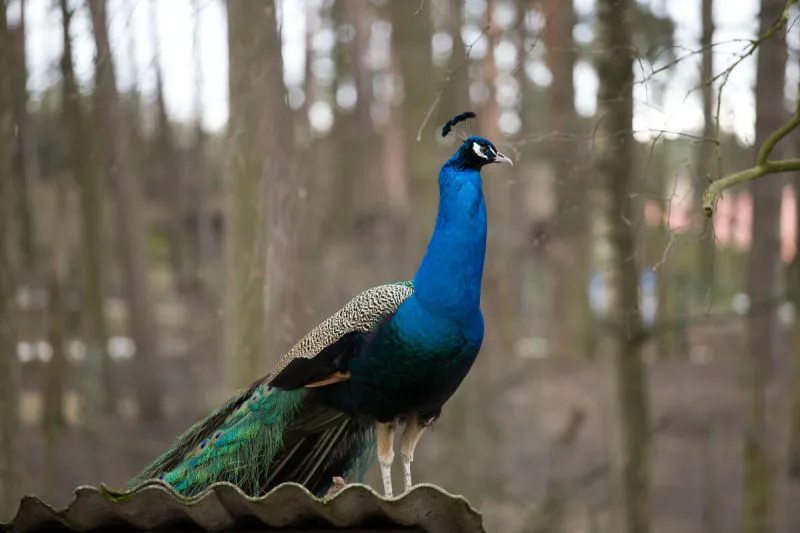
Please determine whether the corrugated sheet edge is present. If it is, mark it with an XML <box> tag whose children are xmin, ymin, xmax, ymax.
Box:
<box><xmin>2</xmin><ymin>480</ymin><xmax>486</xmax><ymax>533</ymax></box>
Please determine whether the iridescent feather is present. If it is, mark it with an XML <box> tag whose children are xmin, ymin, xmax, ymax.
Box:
<box><xmin>128</xmin><ymin>281</ymin><xmax>414</xmax><ymax>497</ymax></box>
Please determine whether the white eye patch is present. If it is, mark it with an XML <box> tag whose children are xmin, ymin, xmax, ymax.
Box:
<box><xmin>472</xmin><ymin>142</ymin><xmax>490</xmax><ymax>159</ymax></box>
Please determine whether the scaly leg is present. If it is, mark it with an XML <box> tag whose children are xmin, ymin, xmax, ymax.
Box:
<box><xmin>376</xmin><ymin>421</ymin><xmax>396</xmax><ymax>497</ymax></box>
<box><xmin>399</xmin><ymin>415</ymin><xmax>428</xmax><ymax>493</ymax></box>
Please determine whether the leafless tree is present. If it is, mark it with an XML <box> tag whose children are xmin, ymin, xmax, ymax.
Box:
<box><xmin>88</xmin><ymin>0</ymin><xmax>162</xmax><ymax>422</ymax></box>
<box><xmin>742</xmin><ymin>1</ymin><xmax>787</xmax><ymax>531</ymax></box>
<box><xmin>592</xmin><ymin>0</ymin><xmax>650</xmax><ymax>532</ymax></box>
<box><xmin>695</xmin><ymin>0</ymin><xmax>716</xmax><ymax>296</ymax></box>
<box><xmin>0</xmin><ymin>0</ymin><xmax>21</xmax><ymax>520</ymax></box>
<box><xmin>224</xmin><ymin>0</ymin><xmax>284</xmax><ymax>388</ymax></box>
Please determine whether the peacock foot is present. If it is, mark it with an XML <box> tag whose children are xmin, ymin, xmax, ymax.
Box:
<box><xmin>324</xmin><ymin>476</ymin><xmax>347</xmax><ymax>498</ymax></box>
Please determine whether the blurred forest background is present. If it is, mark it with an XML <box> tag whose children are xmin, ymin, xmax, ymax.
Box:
<box><xmin>1</xmin><ymin>0</ymin><xmax>800</xmax><ymax>532</ymax></box>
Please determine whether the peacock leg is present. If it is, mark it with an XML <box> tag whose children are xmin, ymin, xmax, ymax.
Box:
<box><xmin>376</xmin><ymin>421</ymin><xmax>396</xmax><ymax>497</ymax></box>
<box><xmin>399</xmin><ymin>415</ymin><xmax>428</xmax><ymax>493</ymax></box>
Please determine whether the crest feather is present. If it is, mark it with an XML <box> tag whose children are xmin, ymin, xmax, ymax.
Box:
<box><xmin>441</xmin><ymin>111</ymin><xmax>477</xmax><ymax>138</ymax></box>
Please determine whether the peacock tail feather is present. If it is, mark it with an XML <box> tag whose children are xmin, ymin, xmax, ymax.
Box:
<box><xmin>129</xmin><ymin>281</ymin><xmax>415</xmax><ymax>497</ymax></box>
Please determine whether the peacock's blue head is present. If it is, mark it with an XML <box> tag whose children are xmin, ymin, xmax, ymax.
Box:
<box><xmin>441</xmin><ymin>112</ymin><xmax>513</xmax><ymax>171</ymax></box>
<box><xmin>448</xmin><ymin>136</ymin><xmax>513</xmax><ymax>170</ymax></box>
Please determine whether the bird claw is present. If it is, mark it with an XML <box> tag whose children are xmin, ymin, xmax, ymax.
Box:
<box><xmin>324</xmin><ymin>476</ymin><xmax>347</xmax><ymax>498</ymax></box>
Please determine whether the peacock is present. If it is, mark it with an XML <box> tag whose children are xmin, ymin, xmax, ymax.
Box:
<box><xmin>128</xmin><ymin>112</ymin><xmax>513</xmax><ymax>498</ymax></box>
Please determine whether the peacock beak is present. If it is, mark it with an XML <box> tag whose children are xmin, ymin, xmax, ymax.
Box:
<box><xmin>493</xmin><ymin>152</ymin><xmax>513</xmax><ymax>166</ymax></box>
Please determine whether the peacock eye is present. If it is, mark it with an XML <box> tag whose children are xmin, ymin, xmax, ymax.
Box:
<box><xmin>471</xmin><ymin>141</ymin><xmax>490</xmax><ymax>159</ymax></box>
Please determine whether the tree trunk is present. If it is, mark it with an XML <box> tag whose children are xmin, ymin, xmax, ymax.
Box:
<box><xmin>324</xmin><ymin>2</ymin><xmax>358</xmax><ymax>239</ymax></box>
<box><xmin>43</xmin><ymin>174</ymin><xmax>68</xmax><ymax>501</ymax></box>
<box><xmin>390</xmin><ymin>0</ymin><xmax>434</xmax><ymax>159</ymax></box>
<box><xmin>655</xmin><ymin>148</ymin><xmax>675</xmax><ymax>360</ymax></box>
<box><xmin>88</xmin><ymin>0</ymin><xmax>162</xmax><ymax>422</ymax></box>
<box><xmin>191</xmin><ymin>0</ymin><xmax>214</xmax><ymax>288</ymax></box>
<box><xmin>324</xmin><ymin>0</ymin><xmax>382</xmax><ymax>283</ymax></box>
<box><xmin>482</xmin><ymin>0</ymin><xmax>501</xmax><ymax>144</ymax></box>
<box><xmin>149</xmin><ymin>0</ymin><xmax>188</xmax><ymax>291</ymax></box>
<box><xmin>789</xmin><ymin>48</ymin><xmax>800</xmax><ymax>482</ymax></box>
<box><xmin>390</xmin><ymin>0</ymin><xmax>435</xmax><ymax>251</ymax></box>
<box><xmin>0</xmin><ymin>0</ymin><xmax>21</xmax><ymax>519</ymax></box>
<box><xmin>224</xmin><ymin>0</ymin><xmax>283</xmax><ymax>388</ymax></box>
<box><xmin>264</xmin><ymin>12</ymin><xmax>300</xmax><ymax>356</ymax></box>
<box><xmin>61</xmin><ymin>0</ymin><xmax>115</xmax><ymax>423</ymax></box>
<box><xmin>481</xmin><ymin>0</ymin><xmax>514</xmax><ymax>355</ymax></box>
<box><xmin>695</xmin><ymin>0</ymin><xmax>716</xmax><ymax>298</ymax></box>
<box><xmin>48</xmin><ymin>0</ymin><xmax>72</xmax><ymax>501</ymax></box>
<box><xmin>338</xmin><ymin>0</ymin><xmax>374</xmax><ymax>221</ymax></box>
<box><xmin>379</xmin><ymin>16</ymin><xmax>411</xmax><ymax>279</ymax></box>
<box><xmin>9</xmin><ymin>0</ymin><xmax>35</xmax><ymax>274</ymax></box>
<box><xmin>440</xmin><ymin>0</ymin><xmax>470</xmax><ymax>123</ymax></box>
<box><xmin>544</xmin><ymin>0</ymin><xmax>578</xmax><ymax>225</ymax></box>
<box><xmin>742</xmin><ymin>1</ymin><xmax>787</xmax><ymax>531</ymax></box>
<box><xmin>294</xmin><ymin>0</ymin><xmax>329</xmax><ymax>315</ymax></box>
<box><xmin>593</xmin><ymin>1</ymin><xmax>650</xmax><ymax>532</ymax></box>
<box><xmin>45</xmin><ymin>12</ymin><xmax>74</xmax><ymax>480</ymax></box>
<box><xmin>543</xmin><ymin>0</ymin><xmax>585</xmax><ymax>359</ymax></box>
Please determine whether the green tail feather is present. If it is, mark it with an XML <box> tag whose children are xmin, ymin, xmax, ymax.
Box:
<box><xmin>129</xmin><ymin>381</ymin><xmax>374</xmax><ymax>497</ymax></box>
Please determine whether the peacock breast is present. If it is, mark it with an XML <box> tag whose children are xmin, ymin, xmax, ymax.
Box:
<box><xmin>347</xmin><ymin>297</ymin><xmax>483</xmax><ymax>421</ymax></box>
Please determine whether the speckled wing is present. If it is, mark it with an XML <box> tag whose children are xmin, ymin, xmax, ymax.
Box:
<box><xmin>267</xmin><ymin>281</ymin><xmax>414</xmax><ymax>389</ymax></box>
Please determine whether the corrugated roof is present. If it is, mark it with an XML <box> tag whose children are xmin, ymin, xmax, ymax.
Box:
<box><xmin>2</xmin><ymin>480</ymin><xmax>485</xmax><ymax>533</ymax></box>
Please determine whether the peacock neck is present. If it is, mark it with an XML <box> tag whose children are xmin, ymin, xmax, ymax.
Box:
<box><xmin>413</xmin><ymin>161</ymin><xmax>487</xmax><ymax>320</ymax></box>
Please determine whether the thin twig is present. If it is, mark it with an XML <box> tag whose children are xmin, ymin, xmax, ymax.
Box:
<box><xmin>702</xmin><ymin>0</ymin><xmax>799</xmax><ymax>216</ymax></box>
<box><xmin>415</xmin><ymin>25</ymin><xmax>490</xmax><ymax>142</ymax></box>
<box><xmin>702</xmin><ymin>159</ymin><xmax>800</xmax><ymax>215</ymax></box>
<box><xmin>708</xmin><ymin>0</ymin><xmax>796</xmax><ymax>89</ymax></box>
<box><xmin>703</xmin><ymin>95</ymin><xmax>800</xmax><ymax>215</ymax></box>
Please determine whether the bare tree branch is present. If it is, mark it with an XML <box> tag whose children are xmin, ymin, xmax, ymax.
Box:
<box><xmin>702</xmin><ymin>0</ymin><xmax>799</xmax><ymax>216</ymax></box>
<box><xmin>702</xmin><ymin>95</ymin><xmax>800</xmax><ymax>215</ymax></box>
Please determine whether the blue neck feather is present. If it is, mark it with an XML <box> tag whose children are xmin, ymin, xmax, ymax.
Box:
<box><xmin>412</xmin><ymin>156</ymin><xmax>487</xmax><ymax>319</ymax></box>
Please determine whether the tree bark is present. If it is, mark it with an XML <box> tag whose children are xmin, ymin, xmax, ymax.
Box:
<box><xmin>390</xmin><ymin>0</ymin><xmax>434</xmax><ymax>154</ymax></box>
<box><xmin>224</xmin><ymin>0</ymin><xmax>283</xmax><ymax>388</ymax></box>
<box><xmin>0</xmin><ymin>0</ymin><xmax>21</xmax><ymax>520</ymax></box>
<box><xmin>47</xmin><ymin>0</ymin><xmax>72</xmax><ymax>502</ymax></box>
<box><xmin>543</xmin><ymin>0</ymin><xmax>586</xmax><ymax>359</ymax></box>
<box><xmin>45</xmin><ymin>10</ymin><xmax>74</xmax><ymax>480</ymax></box>
<box><xmin>544</xmin><ymin>0</ymin><xmax>578</xmax><ymax>226</ymax></box>
<box><xmin>264</xmin><ymin>12</ymin><xmax>300</xmax><ymax>355</ymax></box>
<box><xmin>789</xmin><ymin>45</ymin><xmax>800</xmax><ymax>482</ymax></box>
<box><xmin>379</xmin><ymin>10</ymin><xmax>411</xmax><ymax>278</ymax></box>
<box><xmin>43</xmin><ymin>174</ymin><xmax>68</xmax><ymax>501</ymax></box>
<box><xmin>9</xmin><ymin>0</ymin><xmax>35</xmax><ymax>274</ymax></box>
<box><xmin>149</xmin><ymin>0</ymin><xmax>188</xmax><ymax>291</ymax></box>
<box><xmin>325</xmin><ymin>1</ymin><xmax>360</xmax><ymax>238</ymax></box>
<box><xmin>695</xmin><ymin>0</ymin><xmax>716</xmax><ymax>298</ymax></box>
<box><xmin>191</xmin><ymin>0</ymin><xmax>214</xmax><ymax>288</ymax></box>
<box><xmin>339</xmin><ymin>0</ymin><xmax>375</xmax><ymax>221</ymax></box>
<box><xmin>482</xmin><ymin>0</ymin><xmax>501</xmax><ymax>144</ymax></box>
<box><xmin>593</xmin><ymin>1</ymin><xmax>650</xmax><ymax>532</ymax></box>
<box><xmin>390</xmin><ymin>0</ymin><xmax>435</xmax><ymax>225</ymax></box>
<box><xmin>742</xmin><ymin>1</ymin><xmax>787</xmax><ymax>531</ymax></box>
<box><xmin>481</xmin><ymin>0</ymin><xmax>514</xmax><ymax>354</ymax></box>
<box><xmin>88</xmin><ymin>0</ymin><xmax>162</xmax><ymax>422</ymax></box>
<box><xmin>440</xmin><ymin>0</ymin><xmax>470</xmax><ymax>123</ymax></box>
<box><xmin>61</xmin><ymin>0</ymin><xmax>115</xmax><ymax>422</ymax></box>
